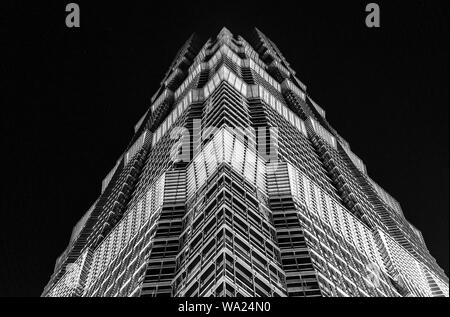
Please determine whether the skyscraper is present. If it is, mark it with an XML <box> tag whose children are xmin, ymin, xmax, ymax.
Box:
<box><xmin>42</xmin><ymin>27</ymin><xmax>449</xmax><ymax>297</ymax></box>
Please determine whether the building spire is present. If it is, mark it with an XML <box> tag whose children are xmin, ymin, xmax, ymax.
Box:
<box><xmin>217</xmin><ymin>26</ymin><xmax>233</xmax><ymax>39</ymax></box>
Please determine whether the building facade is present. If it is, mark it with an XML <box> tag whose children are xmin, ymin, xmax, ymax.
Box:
<box><xmin>42</xmin><ymin>27</ymin><xmax>449</xmax><ymax>297</ymax></box>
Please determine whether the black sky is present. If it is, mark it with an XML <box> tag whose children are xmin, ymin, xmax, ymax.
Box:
<box><xmin>1</xmin><ymin>1</ymin><xmax>448</xmax><ymax>296</ymax></box>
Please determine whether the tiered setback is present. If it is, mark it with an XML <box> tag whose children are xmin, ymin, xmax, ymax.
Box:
<box><xmin>42</xmin><ymin>27</ymin><xmax>448</xmax><ymax>297</ymax></box>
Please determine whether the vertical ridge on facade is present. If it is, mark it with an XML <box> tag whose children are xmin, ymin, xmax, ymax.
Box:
<box><xmin>42</xmin><ymin>27</ymin><xmax>449</xmax><ymax>297</ymax></box>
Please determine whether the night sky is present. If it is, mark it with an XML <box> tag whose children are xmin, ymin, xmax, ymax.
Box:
<box><xmin>1</xmin><ymin>1</ymin><xmax>448</xmax><ymax>296</ymax></box>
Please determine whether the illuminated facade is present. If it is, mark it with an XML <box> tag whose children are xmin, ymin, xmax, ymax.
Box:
<box><xmin>42</xmin><ymin>27</ymin><xmax>449</xmax><ymax>297</ymax></box>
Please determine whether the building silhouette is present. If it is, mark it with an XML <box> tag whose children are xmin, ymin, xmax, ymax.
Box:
<box><xmin>42</xmin><ymin>27</ymin><xmax>449</xmax><ymax>297</ymax></box>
